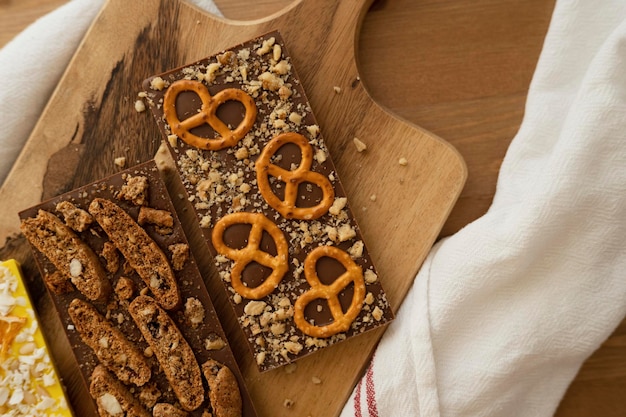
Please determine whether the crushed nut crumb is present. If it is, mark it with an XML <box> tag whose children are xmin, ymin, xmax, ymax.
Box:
<box><xmin>134</xmin><ymin>100</ymin><xmax>146</xmax><ymax>112</ymax></box>
<box><xmin>353</xmin><ymin>137</ymin><xmax>367</xmax><ymax>152</ymax></box>
<box><xmin>114</xmin><ymin>156</ymin><xmax>126</xmax><ymax>168</ymax></box>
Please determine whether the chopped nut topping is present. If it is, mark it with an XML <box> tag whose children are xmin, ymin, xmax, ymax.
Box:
<box><xmin>306</xmin><ymin>124</ymin><xmax>320</xmax><ymax>138</ymax></box>
<box><xmin>288</xmin><ymin>111</ymin><xmax>302</xmax><ymax>125</ymax></box>
<box><xmin>329</xmin><ymin>197</ymin><xmax>347</xmax><ymax>216</ymax></box>
<box><xmin>244</xmin><ymin>300</ymin><xmax>267</xmax><ymax>316</ymax></box>
<box><xmin>258</xmin><ymin>71</ymin><xmax>283</xmax><ymax>91</ymax></box>
<box><xmin>205</xmin><ymin>62</ymin><xmax>221</xmax><ymax>83</ymax></box>
<box><xmin>184</xmin><ymin>297</ymin><xmax>205</xmax><ymax>327</ymax></box>
<box><xmin>117</xmin><ymin>175</ymin><xmax>149</xmax><ymax>206</ymax></box>
<box><xmin>167</xmin><ymin>134</ymin><xmax>178</xmax><ymax>148</ymax></box>
<box><xmin>168</xmin><ymin>243</ymin><xmax>189</xmax><ymax>271</ymax></box>
<box><xmin>348</xmin><ymin>240</ymin><xmax>364</xmax><ymax>258</ymax></box>
<box><xmin>372</xmin><ymin>306</ymin><xmax>384</xmax><ymax>321</ymax></box>
<box><xmin>204</xmin><ymin>334</ymin><xmax>227</xmax><ymax>351</ymax></box>
<box><xmin>150</xmin><ymin>76</ymin><xmax>166</xmax><ymax>91</ymax></box>
<box><xmin>364</xmin><ymin>269</ymin><xmax>378</xmax><ymax>284</ymax></box>
<box><xmin>56</xmin><ymin>201</ymin><xmax>93</xmax><ymax>232</ymax></box>
<box><xmin>272</xmin><ymin>44</ymin><xmax>282</xmax><ymax>61</ymax></box>
<box><xmin>272</xmin><ymin>60</ymin><xmax>291</xmax><ymax>75</ymax></box>
<box><xmin>337</xmin><ymin>223</ymin><xmax>357</xmax><ymax>242</ymax></box>
<box><xmin>256</xmin><ymin>37</ymin><xmax>276</xmax><ymax>55</ymax></box>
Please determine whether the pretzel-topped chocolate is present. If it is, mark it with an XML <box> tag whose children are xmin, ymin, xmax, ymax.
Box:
<box><xmin>255</xmin><ymin>132</ymin><xmax>335</xmax><ymax>220</ymax></box>
<box><xmin>294</xmin><ymin>246</ymin><xmax>365</xmax><ymax>338</ymax></box>
<box><xmin>163</xmin><ymin>79</ymin><xmax>257</xmax><ymax>151</ymax></box>
<box><xmin>212</xmin><ymin>212</ymin><xmax>289</xmax><ymax>300</ymax></box>
<box><xmin>143</xmin><ymin>32</ymin><xmax>394</xmax><ymax>371</ymax></box>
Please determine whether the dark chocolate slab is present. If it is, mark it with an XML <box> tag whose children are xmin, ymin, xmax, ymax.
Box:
<box><xmin>143</xmin><ymin>32</ymin><xmax>393</xmax><ymax>371</ymax></box>
<box><xmin>19</xmin><ymin>160</ymin><xmax>257</xmax><ymax>417</ymax></box>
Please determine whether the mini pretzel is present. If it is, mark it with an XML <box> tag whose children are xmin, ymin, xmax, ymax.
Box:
<box><xmin>255</xmin><ymin>132</ymin><xmax>334</xmax><ymax>220</ymax></box>
<box><xmin>163</xmin><ymin>79</ymin><xmax>257</xmax><ymax>151</ymax></box>
<box><xmin>212</xmin><ymin>212</ymin><xmax>289</xmax><ymax>300</ymax></box>
<box><xmin>294</xmin><ymin>245</ymin><xmax>365</xmax><ymax>338</ymax></box>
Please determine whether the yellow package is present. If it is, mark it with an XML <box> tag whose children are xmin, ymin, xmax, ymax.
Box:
<box><xmin>0</xmin><ymin>259</ymin><xmax>73</xmax><ymax>416</ymax></box>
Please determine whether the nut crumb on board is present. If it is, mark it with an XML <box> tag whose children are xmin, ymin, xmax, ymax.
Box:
<box><xmin>134</xmin><ymin>99</ymin><xmax>146</xmax><ymax>113</ymax></box>
<box><xmin>353</xmin><ymin>137</ymin><xmax>367</xmax><ymax>152</ymax></box>
<box><xmin>114</xmin><ymin>156</ymin><xmax>127</xmax><ymax>168</ymax></box>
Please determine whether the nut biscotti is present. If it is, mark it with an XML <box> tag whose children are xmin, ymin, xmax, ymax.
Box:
<box><xmin>20</xmin><ymin>160</ymin><xmax>257</xmax><ymax>417</ymax></box>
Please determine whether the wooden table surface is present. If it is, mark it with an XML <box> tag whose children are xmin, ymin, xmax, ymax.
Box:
<box><xmin>1</xmin><ymin>0</ymin><xmax>624</xmax><ymax>415</ymax></box>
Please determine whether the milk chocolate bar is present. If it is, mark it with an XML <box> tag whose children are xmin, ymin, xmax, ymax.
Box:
<box><xmin>19</xmin><ymin>161</ymin><xmax>257</xmax><ymax>417</ymax></box>
<box><xmin>143</xmin><ymin>32</ymin><xmax>393</xmax><ymax>371</ymax></box>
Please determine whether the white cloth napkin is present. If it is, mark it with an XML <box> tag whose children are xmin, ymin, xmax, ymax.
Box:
<box><xmin>343</xmin><ymin>0</ymin><xmax>626</xmax><ymax>416</ymax></box>
<box><xmin>2</xmin><ymin>1</ymin><xmax>626</xmax><ymax>417</ymax></box>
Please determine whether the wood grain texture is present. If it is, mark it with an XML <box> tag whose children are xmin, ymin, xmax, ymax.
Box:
<box><xmin>2</xmin><ymin>1</ymin><xmax>624</xmax><ymax>417</ymax></box>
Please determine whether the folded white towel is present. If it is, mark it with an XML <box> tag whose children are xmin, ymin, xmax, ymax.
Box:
<box><xmin>2</xmin><ymin>1</ymin><xmax>625</xmax><ymax>417</ymax></box>
<box><xmin>343</xmin><ymin>0</ymin><xmax>626</xmax><ymax>416</ymax></box>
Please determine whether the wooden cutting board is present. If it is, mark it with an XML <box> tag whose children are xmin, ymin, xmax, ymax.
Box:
<box><xmin>0</xmin><ymin>0</ymin><xmax>466</xmax><ymax>416</ymax></box>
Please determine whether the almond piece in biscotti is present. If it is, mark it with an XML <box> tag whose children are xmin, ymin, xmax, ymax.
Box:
<box><xmin>128</xmin><ymin>295</ymin><xmax>204</xmax><ymax>412</ymax></box>
<box><xmin>88</xmin><ymin>198</ymin><xmax>180</xmax><ymax>310</ymax></box>
<box><xmin>89</xmin><ymin>365</ymin><xmax>151</xmax><ymax>417</ymax></box>
<box><xmin>202</xmin><ymin>359</ymin><xmax>242</xmax><ymax>417</ymax></box>
<box><xmin>68</xmin><ymin>298</ymin><xmax>151</xmax><ymax>387</ymax></box>
<box><xmin>20</xmin><ymin>209</ymin><xmax>110</xmax><ymax>301</ymax></box>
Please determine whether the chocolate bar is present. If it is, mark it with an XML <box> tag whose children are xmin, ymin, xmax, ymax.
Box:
<box><xmin>0</xmin><ymin>259</ymin><xmax>73</xmax><ymax>416</ymax></box>
<box><xmin>143</xmin><ymin>32</ymin><xmax>394</xmax><ymax>371</ymax></box>
<box><xmin>19</xmin><ymin>161</ymin><xmax>257</xmax><ymax>417</ymax></box>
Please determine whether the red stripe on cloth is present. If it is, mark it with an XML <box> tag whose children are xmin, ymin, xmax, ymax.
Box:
<box><xmin>354</xmin><ymin>376</ymin><xmax>364</xmax><ymax>417</ymax></box>
<box><xmin>365</xmin><ymin>361</ymin><xmax>379</xmax><ymax>417</ymax></box>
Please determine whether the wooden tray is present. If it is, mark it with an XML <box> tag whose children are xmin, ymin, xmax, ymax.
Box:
<box><xmin>0</xmin><ymin>0</ymin><xmax>466</xmax><ymax>416</ymax></box>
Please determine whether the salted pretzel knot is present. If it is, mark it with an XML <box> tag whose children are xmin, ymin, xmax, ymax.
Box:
<box><xmin>163</xmin><ymin>79</ymin><xmax>257</xmax><ymax>151</ymax></box>
<box><xmin>211</xmin><ymin>212</ymin><xmax>289</xmax><ymax>300</ymax></box>
<box><xmin>294</xmin><ymin>245</ymin><xmax>365</xmax><ymax>338</ymax></box>
<box><xmin>255</xmin><ymin>132</ymin><xmax>334</xmax><ymax>220</ymax></box>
